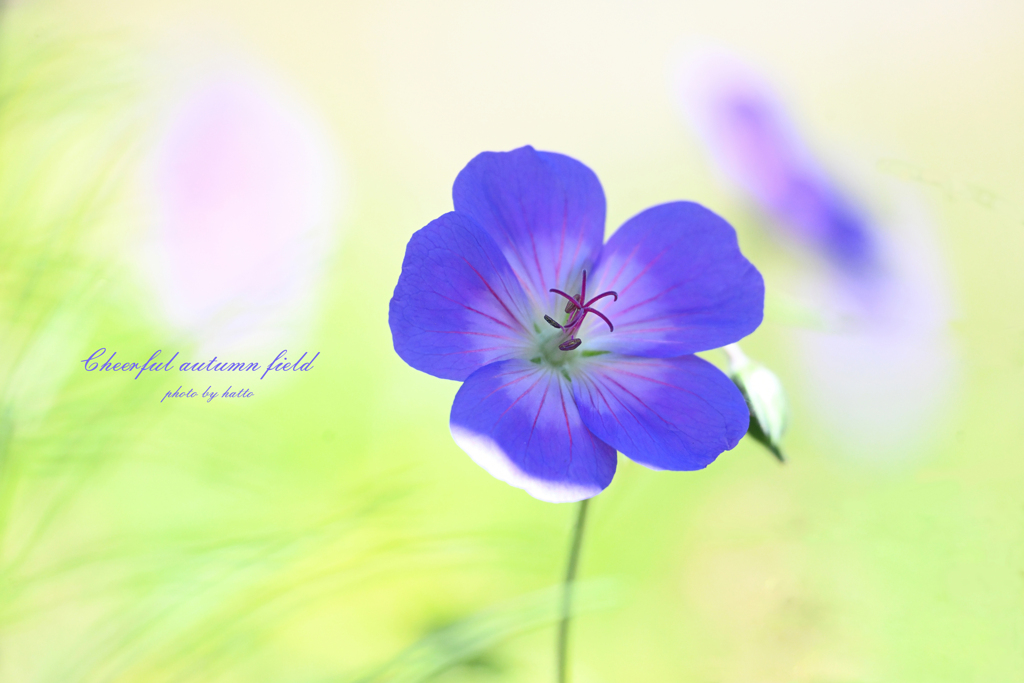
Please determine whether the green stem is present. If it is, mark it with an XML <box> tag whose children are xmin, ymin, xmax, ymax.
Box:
<box><xmin>556</xmin><ymin>498</ymin><xmax>590</xmax><ymax>683</ymax></box>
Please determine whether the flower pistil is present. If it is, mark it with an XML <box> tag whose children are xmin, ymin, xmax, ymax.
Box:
<box><xmin>542</xmin><ymin>270</ymin><xmax>618</xmax><ymax>351</ymax></box>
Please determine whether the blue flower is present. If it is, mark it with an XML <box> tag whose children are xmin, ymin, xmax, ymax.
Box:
<box><xmin>390</xmin><ymin>146</ymin><xmax>764</xmax><ymax>502</ymax></box>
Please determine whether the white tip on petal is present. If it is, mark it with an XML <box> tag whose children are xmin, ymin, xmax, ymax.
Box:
<box><xmin>450</xmin><ymin>424</ymin><xmax>600</xmax><ymax>504</ymax></box>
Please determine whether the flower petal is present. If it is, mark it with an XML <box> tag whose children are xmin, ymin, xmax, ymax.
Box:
<box><xmin>450</xmin><ymin>359</ymin><xmax>617</xmax><ymax>503</ymax></box>
<box><xmin>452</xmin><ymin>146</ymin><xmax>606</xmax><ymax>305</ymax></box>
<box><xmin>583</xmin><ymin>202</ymin><xmax>764</xmax><ymax>356</ymax></box>
<box><xmin>390</xmin><ymin>212</ymin><xmax>533</xmax><ymax>381</ymax></box>
<box><xmin>572</xmin><ymin>354</ymin><xmax>748</xmax><ymax>471</ymax></box>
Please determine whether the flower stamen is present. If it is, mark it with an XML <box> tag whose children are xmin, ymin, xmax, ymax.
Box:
<box><xmin>583</xmin><ymin>307</ymin><xmax>614</xmax><ymax>332</ymax></box>
<box><xmin>545</xmin><ymin>270</ymin><xmax>618</xmax><ymax>351</ymax></box>
<box><xmin>549</xmin><ymin>288</ymin><xmax>579</xmax><ymax>308</ymax></box>
<box><xmin>584</xmin><ymin>291</ymin><xmax>618</xmax><ymax>307</ymax></box>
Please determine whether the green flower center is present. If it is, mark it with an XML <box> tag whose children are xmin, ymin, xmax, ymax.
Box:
<box><xmin>530</xmin><ymin>329</ymin><xmax>583</xmax><ymax>370</ymax></box>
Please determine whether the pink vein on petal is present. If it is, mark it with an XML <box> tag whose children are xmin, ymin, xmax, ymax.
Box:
<box><xmin>516</xmin><ymin>193</ymin><xmax>545</xmax><ymax>294</ymax></box>
<box><xmin>558</xmin><ymin>379</ymin><xmax>574</xmax><ymax>459</ymax></box>
<box><xmin>605</xmin><ymin>241</ymin><xmax>643</xmax><ymax>291</ymax></box>
<box><xmin>434</xmin><ymin>291</ymin><xmax>517</xmax><ymax>332</ymax></box>
<box><xmin>496</xmin><ymin>374</ymin><xmax>545</xmax><ymax>423</ymax></box>
<box><xmin>595</xmin><ymin>376</ymin><xmax>646</xmax><ymax>429</ymax></box>
<box><xmin>439</xmin><ymin>346</ymin><xmax>510</xmax><ymax>356</ymax></box>
<box><xmin>616</xmin><ymin>312</ymin><xmax>693</xmax><ymax>327</ymax></box>
<box><xmin>612</xmin><ymin>326</ymin><xmax>688</xmax><ymax>335</ymax></box>
<box><xmin>555</xmin><ymin>199</ymin><xmax>567</xmax><ymax>284</ymax></box>
<box><xmin>584</xmin><ymin>377</ymin><xmax>626</xmax><ymax>429</ymax></box>
<box><xmin>601</xmin><ymin>373</ymin><xmax>675</xmax><ymax>428</ymax></box>
<box><xmin>603</xmin><ymin>362</ymin><xmax>725</xmax><ymax>418</ymax></box>
<box><xmin>617</xmin><ymin>244</ymin><xmax>673</xmax><ymax>297</ymax></box>
<box><xmin>459</xmin><ymin>256</ymin><xmax>527</xmax><ymax>333</ymax></box>
<box><xmin>526</xmin><ymin>378</ymin><xmax>550</xmax><ymax>449</ymax></box>
<box><xmin>614</xmin><ymin>283</ymin><xmax>683</xmax><ymax>316</ymax></box>
<box><xmin>481</xmin><ymin>370</ymin><xmax>535</xmax><ymax>403</ymax></box>
<box><xmin>569</xmin><ymin>212</ymin><xmax>586</xmax><ymax>278</ymax></box>
<box><xmin>434</xmin><ymin>330</ymin><xmax>519</xmax><ymax>341</ymax></box>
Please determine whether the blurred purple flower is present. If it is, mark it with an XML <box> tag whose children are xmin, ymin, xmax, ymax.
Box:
<box><xmin>678</xmin><ymin>51</ymin><xmax>959</xmax><ymax>455</ymax></box>
<box><xmin>788</xmin><ymin>201</ymin><xmax>958</xmax><ymax>455</ymax></box>
<box><xmin>680</xmin><ymin>51</ymin><xmax>875</xmax><ymax>276</ymax></box>
<box><xmin>143</xmin><ymin>64</ymin><xmax>340</xmax><ymax>351</ymax></box>
<box><xmin>390</xmin><ymin>146</ymin><xmax>764</xmax><ymax>502</ymax></box>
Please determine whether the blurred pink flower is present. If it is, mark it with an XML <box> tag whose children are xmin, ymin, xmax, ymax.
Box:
<box><xmin>144</xmin><ymin>63</ymin><xmax>341</xmax><ymax>352</ymax></box>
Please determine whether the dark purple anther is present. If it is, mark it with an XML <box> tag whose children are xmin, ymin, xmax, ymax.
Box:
<box><xmin>544</xmin><ymin>315</ymin><xmax>562</xmax><ymax>329</ymax></box>
<box><xmin>558</xmin><ymin>338</ymin><xmax>583</xmax><ymax>351</ymax></box>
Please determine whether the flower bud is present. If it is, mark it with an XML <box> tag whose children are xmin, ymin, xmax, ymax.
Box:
<box><xmin>724</xmin><ymin>345</ymin><xmax>788</xmax><ymax>462</ymax></box>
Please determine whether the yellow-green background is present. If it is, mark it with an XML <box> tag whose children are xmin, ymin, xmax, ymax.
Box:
<box><xmin>2</xmin><ymin>1</ymin><xmax>1023</xmax><ymax>681</ymax></box>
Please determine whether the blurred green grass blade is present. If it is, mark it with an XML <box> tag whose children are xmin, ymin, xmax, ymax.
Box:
<box><xmin>353</xmin><ymin>579</ymin><xmax>620</xmax><ymax>683</ymax></box>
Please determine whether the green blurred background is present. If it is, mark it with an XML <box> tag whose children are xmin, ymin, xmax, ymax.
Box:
<box><xmin>1</xmin><ymin>1</ymin><xmax>1023</xmax><ymax>681</ymax></box>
